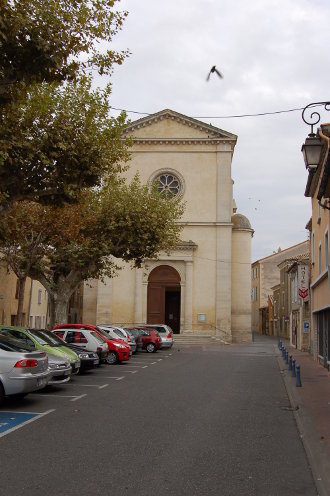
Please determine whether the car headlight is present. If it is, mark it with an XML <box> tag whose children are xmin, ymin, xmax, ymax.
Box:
<box><xmin>80</xmin><ymin>353</ymin><xmax>89</xmax><ymax>359</ymax></box>
<box><xmin>113</xmin><ymin>343</ymin><xmax>125</xmax><ymax>349</ymax></box>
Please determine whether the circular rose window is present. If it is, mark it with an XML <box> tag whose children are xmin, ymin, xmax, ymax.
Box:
<box><xmin>154</xmin><ymin>173</ymin><xmax>182</xmax><ymax>198</ymax></box>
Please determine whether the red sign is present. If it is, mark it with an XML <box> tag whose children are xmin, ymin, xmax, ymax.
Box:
<box><xmin>298</xmin><ymin>288</ymin><xmax>309</xmax><ymax>299</ymax></box>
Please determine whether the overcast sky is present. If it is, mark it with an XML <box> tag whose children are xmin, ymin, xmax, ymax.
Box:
<box><xmin>106</xmin><ymin>0</ymin><xmax>330</xmax><ymax>261</ymax></box>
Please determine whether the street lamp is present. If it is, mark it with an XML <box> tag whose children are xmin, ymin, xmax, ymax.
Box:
<box><xmin>301</xmin><ymin>101</ymin><xmax>330</xmax><ymax>171</ymax></box>
<box><xmin>301</xmin><ymin>133</ymin><xmax>323</xmax><ymax>171</ymax></box>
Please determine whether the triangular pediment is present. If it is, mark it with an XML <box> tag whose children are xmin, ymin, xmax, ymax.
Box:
<box><xmin>123</xmin><ymin>109</ymin><xmax>237</xmax><ymax>142</ymax></box>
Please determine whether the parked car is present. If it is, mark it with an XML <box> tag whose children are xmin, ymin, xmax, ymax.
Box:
<box><xmin>35</xmin><ymin>329</ymin><xmax>99</xmax><ymax>372</ymax></box>
<box><xmin>64</xmin><ymin>344</ymin><xmax>100</xmax><ymax>371</ymax></box>
<box><xmin>0</xmin><ymin>334</ymin><xmax>50</xmax><ymax>403</ymax></box>
<box><xmin>52</xmin><ymin>325</ymin><xmax>109</xmax><ymax>363</ymax></box>
<box><xmin>126</xmin><ymin>327</ymin><xmax>162</xmax><ymax>353</ymax></box>
<box><xmin>53</xmin><ymin>324</ymin><xmax>130</xmax><ymax>365</ymax></box>
<box><xmin>136</xmin><ymin>324</ymin><xmax>174</xmax><ymax>349</ymax></box>
<box><xmin>47</xmin><ymin>354</ymin><xmax>72</xmax><ymax>385</ymax></box>
<box><xmin>0</xmin><ymin>326</ymin><xmax>81</xmax><ymax>374</ymax></box>
<box><xmin>98</xmin><ymin>325</ymin><xmax>137</xmax><ymax>355</ymax></box>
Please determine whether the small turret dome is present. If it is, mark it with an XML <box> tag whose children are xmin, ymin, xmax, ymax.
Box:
<box><xmin>231</xmin><ymin>213</ymin><xmax>252</xmax><ymax>230</ymax></box>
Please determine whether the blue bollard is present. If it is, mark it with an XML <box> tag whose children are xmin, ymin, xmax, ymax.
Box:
<box><xmin>285</xmin><ymin>350</ymin><xmax>289</xmax><ymax>364</ymax></box>
<box><xmin>282</xmin><ymin>347</ymin><xmax>286</xmax><ymax>359</ymax></box>
<box><xmin>296</xmin><ymin>364</ymin><xmax>302</xmax><ymax>387</ymax></box>
<box><xmin>289</xmin><ymin>355</ymin><xmax>292</xmax><ymax>371</ymax></box>
<box><xmin>292</xmin><ymin>358</ymin><xmax>296</xmax><ymax>377</ymax></box>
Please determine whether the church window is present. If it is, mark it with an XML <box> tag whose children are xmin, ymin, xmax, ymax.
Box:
<box><xmin>154</xmin><ymin>172</ymin><xmax>182</xmax><ymax>198</ymax></box>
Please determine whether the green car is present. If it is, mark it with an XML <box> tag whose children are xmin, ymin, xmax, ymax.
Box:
<box><xmin>0</xmin><ymin>326</ymin><xmax>80</xmax><ymax>374</ymax></box>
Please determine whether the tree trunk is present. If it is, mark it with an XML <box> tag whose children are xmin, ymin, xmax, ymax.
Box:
<box><xmin>16</xmin><ymin>276</ymin><xmax>27</xmax><ymax>326</ymax></box>
<box><xmin>47</xmin><ymin>292</ymin><xmax>70</xmax><ymax>329</ymax></box>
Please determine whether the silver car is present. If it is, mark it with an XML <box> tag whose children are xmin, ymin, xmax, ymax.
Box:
<box><xmin>98</xmin><ymin>325</ymin><xmax>137</xmax><ymax>354</ymax></box>
<box><xmin>0</xmin><ymin>335</ymin><xmax>50</xmax><ymax>403</ymax></box>
<box><xmin>47</xmin><ymin>354</ymin><xmax>71</xmax><ymax>385</ymax></box>
<box><xmin>136</xmin><ymin>324</ymin><xmax>174</xmax><ymax>349</ymax></box>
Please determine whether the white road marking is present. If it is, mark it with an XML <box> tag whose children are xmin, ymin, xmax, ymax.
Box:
<box><xmin>128</xmin><ymin>361</ymin><xmax>154</xmax><ymax>364</ymax></box>
<box><xmin>60</xmin><ymin>383</ymin><xmax>109</xmax><ymax>389</ymax></box>
<box><xmin>103</xmin><ymin>376</ymin><xmax>124</xmax><ymax>381</ymax></box>
<box><xmin>142</xmin><ymin>366</ymin><xmax>148</xmax><ymax>369</ymax></box>
<box><xmin>0</xmin><ymin>409</ymin><xmax>55</xmax><ymax>438</ymax></box>
<box><xmin>117</xmin><ymin>370</ymin><xmax>138</xmax><ymax>374</ymax></box>
<box><xmin>71</xmin><ymin>394</ymin><xmax>87</xmax><ymax>402</ymax></box>
<box><xmin>121</xmin><ymin>365</ymin><xmax>145</xmax><ymax>368</ymax></box>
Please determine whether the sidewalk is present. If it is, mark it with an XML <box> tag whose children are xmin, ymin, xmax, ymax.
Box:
<box><xmin>278</xmin><ymin>344</ymin><xmax>330</xmax><ymax>496</ymax></box>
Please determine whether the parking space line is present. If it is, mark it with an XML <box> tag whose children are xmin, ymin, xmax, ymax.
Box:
<box><xmin>117</xmin><ymin>370</ymin><xmax>138</xmax><ymax>374</ymax></box>
<box><xmin>102</xmin><ymin>376</ymin><xmax>124</xmax><ymax>380</ymax></box>
<box><xmin>128</xmin><ymin>361</ymin><xmax>154</xmax><ymax>364</ymax></box>
<box><xmin>121</xmin><ymin>365</ymin><xmax>145</xmax><ymax>368</ymax></box>
<box><xmin>60</xmin><ymin>383</ymin><xmax>109</xmax><ymax>389</ymax></box>
<box><xmin>150</xmin><ymin>362</ymin><xmax>157</xmax><ymax>365</ymax></box>
<box><xmin>142</xmin><ymin>366</ymin><xmax>148</xmax><ymax>368</ymax></box>
<box><xmin>71</xmin><ymin>394</ymin><xmax>87</xmax><ymax>402</ymax></box>
<box><xmin>0</xmin><ymin>409</ymin><xmax>55</xmax><ymax>438</ymax></box>
<box><xmin>33</xmin><ymin>393</ymin><xmax>85</xmax><ymax>400</ymax></box>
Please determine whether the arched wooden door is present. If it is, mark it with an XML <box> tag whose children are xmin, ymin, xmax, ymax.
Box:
<box><xmin>147</xmin><ymin>265</ymin><xmax>181</xmax><ymax>334</ymax></box>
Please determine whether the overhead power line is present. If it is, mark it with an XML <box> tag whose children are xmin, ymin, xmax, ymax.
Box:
<box><xmin>108</xmin><ymin>104</ymin><xmax>323</xmax><ymax>119</ymax></box>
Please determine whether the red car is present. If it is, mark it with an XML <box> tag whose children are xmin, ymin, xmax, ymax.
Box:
<box><xmin>53</xmin><ymin>324</ymin><xmax>131</xmax><ymax>364</ymax></box>
<box><xmin>126</xmin><ymin>327</ymin><xmax>162</xmax><ymax>353</ymax></box>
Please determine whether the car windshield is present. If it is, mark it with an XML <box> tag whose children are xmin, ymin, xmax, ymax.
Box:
<box><xmin>90</xmin><ymin>331</ymin><xmax>106</xmax><ymax>344</ymax></box>
<box><xmin>28</xmin><ymin>329</ymin><xmax>65</xmax><ymax>346</ymax></box>
<box><xmin>0</xmin><ymin>335</ymin><xmax>35</xmax><ymax>352</ymax></box>
<box><xmin>26</xmin><ymin>328</ymin><xmax>58</xmax><ymax>346</ymax></box>
<box><xmin>95</xmin><ymin>327</ymin><xmax>112</xmax><ymax>340</ymax></box>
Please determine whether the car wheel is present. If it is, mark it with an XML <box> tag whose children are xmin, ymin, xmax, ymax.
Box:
<box><xmin>106</xmin><ymin>351</ymin><xmax>119</xmax><ymax>365</ymax></box>
<box><xmin>0</xmin><ymin>382</ymin><xmax>5</xmax><ymax>406</ymax></box>
<box><xmin>146</xmin><ymin>343</ymin><xmax>155</xmax><ymax>353</ymax></box>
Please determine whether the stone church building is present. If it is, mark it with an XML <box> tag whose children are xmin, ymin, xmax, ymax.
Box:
<box><xmin>83</xmin><ymin>109</ymin><xmax>253</xmax><ymax>343</ymax></box>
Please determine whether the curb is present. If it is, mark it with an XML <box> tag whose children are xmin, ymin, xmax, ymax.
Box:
<box><xmin>277</xmin><ymin>355</ymin><xmax>330</xmax><ymax>496</ymax></box>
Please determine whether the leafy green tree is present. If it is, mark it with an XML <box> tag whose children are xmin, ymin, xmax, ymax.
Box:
<box><xmin>0</xmin><ymin>0</ymin><xmax>129</xmax><ymax>104</ymax></box>
<box><xmin>0</xmin><ymin>78</ymin><xmax>131</xmax><ymax>214</ymax></box>
<box><xmin>0</xmin><ymin>178</ymin><xmax>185</xmax><ymax>327</ymax></box>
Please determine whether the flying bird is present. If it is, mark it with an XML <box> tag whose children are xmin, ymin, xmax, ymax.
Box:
<box><xmin>206</xmin><ymin>66</ymin><xmax>223</xmax><ymax>81</ymax></box>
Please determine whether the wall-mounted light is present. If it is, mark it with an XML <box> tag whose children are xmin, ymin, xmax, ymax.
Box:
<box><xmin>301</xmin><ymin>101</ymin><xmax>330</xmax><ymax>171</ymax></box>
<box><xmin>301</xmin><ymin>133</ymin><xmax>323</xmax><ymax>171</ymax></box>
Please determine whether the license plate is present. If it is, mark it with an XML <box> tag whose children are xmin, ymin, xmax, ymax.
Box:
<box><xmin>72</xmin><ymin>363</ymin><xmax>79</xmax><ymax>369</ymax></box>
<box><xmin>37</xmin><ymin>377</ymin><xmax>46</xmax><ymax>387</ymax></box>
<box><xmin>93</xmin><ymin>359</ymin><xmax>99</xmax><ymax>365</ymax></box>
<box><xmin>64</xmin><ymin>371</ymin><xmax>70</xmax><ymax>376</ymax></box>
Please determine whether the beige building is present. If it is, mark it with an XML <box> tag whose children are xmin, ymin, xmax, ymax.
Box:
<box><xmin>304</xmin><ymin>123</ymin><xmax>330</xmax><ymax>365</ymax></box>
<box><xmin>251</xmin><ymin>241</ymin><xmax>309</xmax><ymax>335</ymax></box>
<box><xmin>83</xmin><ymin>109</ymin><xmax>253</xmax><ymax>343</ymax></box>
<box><xmin>0</xmin><ymin>261</ymin><xmax>48</xmax><ymax>327</ymax></box>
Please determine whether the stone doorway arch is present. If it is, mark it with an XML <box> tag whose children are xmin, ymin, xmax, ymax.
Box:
<box><xmin>147</xmin><ymin>265</ymin><xmax>181</xmax><ymax>333</ymax></box>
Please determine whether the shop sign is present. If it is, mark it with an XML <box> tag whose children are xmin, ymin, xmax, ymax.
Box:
<box><xmin>298</xmin><ymin>264</ymin><xmax>309</xmax><ymax>301</ymax></box>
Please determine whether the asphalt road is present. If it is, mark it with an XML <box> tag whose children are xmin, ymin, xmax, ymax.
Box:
<box><xmin>0</xmin><ymin>340</ymin><xmax>317</xmax><ymax>496</ymax></box>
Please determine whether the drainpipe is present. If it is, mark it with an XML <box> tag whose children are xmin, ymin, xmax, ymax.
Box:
<box><xmin>27</xmin><ymin>279</ymin><xmax>33</xmax><ymax>327</ymax></box>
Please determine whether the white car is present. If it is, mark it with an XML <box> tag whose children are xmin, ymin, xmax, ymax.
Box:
<box><xmin>52</xmin><ymin>328</ymin><xmax>109</xmax><ymax>363</ymax></box>
<box><xmin>136</xmin><ymin>324</ymin><xmax>174</xmax><ymax>349</ymax></box>
<box><xmin>98</xmin><ymin>325</ymin><xmax>137</xmax><ymax>354</ymax></box>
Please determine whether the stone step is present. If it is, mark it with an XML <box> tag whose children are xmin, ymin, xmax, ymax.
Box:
<box><xmin>172</xmin><ymin>334</ymin><xmax>225</xmax><ymax>346</ymax></box>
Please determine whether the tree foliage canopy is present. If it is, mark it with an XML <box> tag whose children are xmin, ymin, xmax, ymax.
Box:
<box><xmin>0</xmin><ymin>78</ymin><xmax>131</xmax><ymax>212</ymax></box>
<box><xmin>0</xmin><ymin>177</ymin><xmax>185</xmax><ymax>325</ymax></box>
<box><xmin>0</xmin><ymin>0</ymin><xmax>129</xmax><ymax>103</ymax></box>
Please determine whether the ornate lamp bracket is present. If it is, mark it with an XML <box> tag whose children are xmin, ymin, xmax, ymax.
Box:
<box><xmin>302</xmin><ymin>101</ymin><xmax>330</xmax><ymax>135</ymax></box>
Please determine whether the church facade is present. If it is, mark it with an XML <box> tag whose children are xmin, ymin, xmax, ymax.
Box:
<box><xmin>83</xmin><ymin>109</ymin><xmax>253</xmax><ymax>343</ymax></box>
